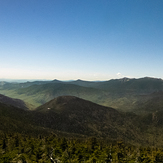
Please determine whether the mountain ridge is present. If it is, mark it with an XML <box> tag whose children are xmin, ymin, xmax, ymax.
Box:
<box><xmin>1</xmin><ymin>77</ymin><xmax>163</xmax><ymax>114</ymax></box>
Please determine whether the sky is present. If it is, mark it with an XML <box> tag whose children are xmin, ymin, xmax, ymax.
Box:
<box><xmin>0</xmin><ymin>0</ymin><xmax>163</xmax><ymax>81</ymax></box>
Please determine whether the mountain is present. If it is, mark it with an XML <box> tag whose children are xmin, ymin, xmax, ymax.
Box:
<box><xmin>0</xmin><ymin>80</ymin><xmax>52</xmax><ymax>89</ymax></box>
<box><xmin>68</xmin><ymin>79</ymin><xmax>99</xmax><ymax>87</ymax></box>
<box><xmin>87</xmin><ymin>77</ymin><xmax>163</xmax><ymax>93</ymax></box>
<box><xmin>35</xmin><ymin>96</ymin><xmax>144</xmax><ymax>143</ymax></box>
<box><xmin>0</xmin><ymin>94</ymin><xmax>29</xmax><ymax>110</ymax></box>
<box><xmin>33</xmin><ymin>96</ymin><xmax>163</xmax><ymax>146</ymax></box>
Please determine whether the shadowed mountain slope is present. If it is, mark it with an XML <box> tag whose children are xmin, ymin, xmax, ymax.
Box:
<box><xmin>0</xmin><ymin>102</ymin><xmax>54</xmax><ymax>136</ymax></box>
<box><xmin>0</xmin><ymin>99</ymin><xmax>84</xmax><ymax>138</ymax></box>
<box><xmin>0</xmin><ymin>94</ymin><xmax>29</xmax><ymax>110</ymax></box>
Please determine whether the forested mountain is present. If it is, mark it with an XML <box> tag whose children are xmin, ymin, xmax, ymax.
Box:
<box><xmin>35</xmin><ymin>96</ymin><xmax>141</xmax><ymax>142</ymax></box>
<box><xmin>89</xmin><ymin>77</ymin><xmax>163</xmax><ymax>93</ymax></box>
<box><xmin>0</xmin><ymin>102</ymin><xmax>52</xmax><ymax>136</ymax></box>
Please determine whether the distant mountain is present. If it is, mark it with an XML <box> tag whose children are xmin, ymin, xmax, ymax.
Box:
<box><xmin>0</xmin><ymin>80</ymin><xmax>52</xmax><ymax>89</ymax></box>
<box><xmin>0</xmin><ymin>94</ymin><xmax>29</xmax><ymax>110</ymax></box>
<box><xmin>89</xmin><ymin>77</ymin><xmax>163</xmax><ymax>93</ymax></box>
<box><xmin>1</xmin><ymin>77</ymin><xmax>163</xmax><ymax>112</ymax></box>
<box><xmin>12</xmin><ymin>83</ymin><xmax>106</xmax><ymax>107</ymax></box>
<box><xmin>68</xmin><ymin>79</ymin><xmax>99</xmax><ymax>87</ymax></box>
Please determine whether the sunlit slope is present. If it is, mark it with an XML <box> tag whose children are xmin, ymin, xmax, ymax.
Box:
<box><xmin>0</xmin><ymin>83</ymin><xmax>107</xmax><ymax>108</ymax></box>
<box><xmin>133</xmin><ymin>91</ymin><xmax>163</xmax><ymax>114</ymax></box>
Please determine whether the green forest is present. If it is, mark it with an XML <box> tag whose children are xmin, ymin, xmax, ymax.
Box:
<box><xmin>1</xmin><ymin>133</ymin><xmax>163</xmax><ymax>163</ymax></box>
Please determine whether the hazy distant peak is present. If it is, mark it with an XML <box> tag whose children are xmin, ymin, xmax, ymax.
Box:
<box><xmin>119</xmin><ymin>77</ymin><xmax>131</xmax><ymax>82</ymax></box>
<box><xmin>51</xmin><ymin>79</ymin><xmax>62</xmax><ymax>83</ymax></box>
<box><xmin>142</xmin><ymin>77</ymin><xmax>162</xmax><ymax>80</ymax></box>
<box><xmin>76</xmin><ymin>79</ymin><xmax>84</xmax><ymax>82</ymax></box>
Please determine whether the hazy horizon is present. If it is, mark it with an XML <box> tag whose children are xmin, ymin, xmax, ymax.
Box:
<box><xmin>0</xmin><ymin>76</ymin><xmax>162</xmax><ymax>83</ymax></box>
<box><xmin>1</xmin><ymin>0</ymin><xmax>163</xmax><ymax>80</ymax></box>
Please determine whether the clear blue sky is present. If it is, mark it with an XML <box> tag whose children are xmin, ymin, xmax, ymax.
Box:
<box><xmin>0</xmin><ymin>0</ymin><xmax>163</xmax><ymax>80</ymax></box>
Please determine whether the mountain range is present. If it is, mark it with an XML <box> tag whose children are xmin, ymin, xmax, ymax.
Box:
<box><xmin>1</xmin><ymin>77</ymin><xmax>163</xmax><ymax>113</ymax></box>
<box><xmin>1</xmin><ymin>77</ymin><xmax>163</xmax><ymax>146</ymax></box>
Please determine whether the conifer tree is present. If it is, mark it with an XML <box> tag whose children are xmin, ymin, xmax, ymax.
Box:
<box><xmin>2</xmin><ymin>138</ymin><xmax>7</xmax><ymax>150</ymax></box>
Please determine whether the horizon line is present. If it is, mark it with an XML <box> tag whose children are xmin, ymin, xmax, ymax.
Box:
<box><xmin>0</xmin><ymin>76</ymin><xmax>162</xmax><ymax>83</ymax></box>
